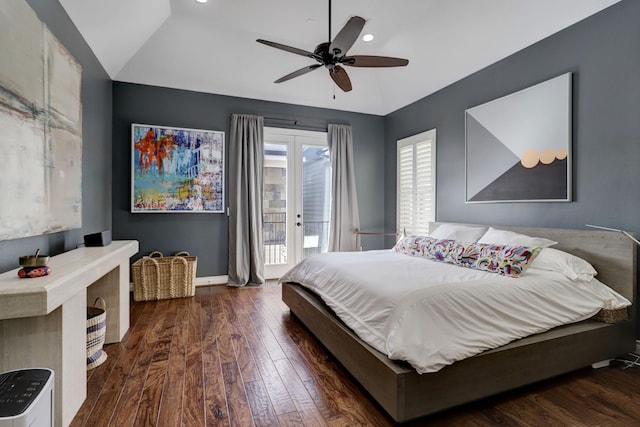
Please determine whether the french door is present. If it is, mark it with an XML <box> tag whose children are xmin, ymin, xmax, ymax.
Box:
<box><xmin>263</xmin><ymin>127</ymin><xmax>331</xmax><ymax>279</ymax></box>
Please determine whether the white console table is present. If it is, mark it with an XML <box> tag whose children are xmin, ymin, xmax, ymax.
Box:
<box><xmin>0</xmin><ymin>240</ymin><xmax>138</xmax><ymax>426</ymax></box>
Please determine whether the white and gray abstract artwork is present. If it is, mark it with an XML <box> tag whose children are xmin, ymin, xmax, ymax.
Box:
<box><xmin>465</xmin><ymin>73</ymin><xmax>571</xmax><ymax>203</ymax></box>
<box><xmin>0</xmin><ymin>0</ymin><xmax>83</xmax><ymax>240</ymax></box>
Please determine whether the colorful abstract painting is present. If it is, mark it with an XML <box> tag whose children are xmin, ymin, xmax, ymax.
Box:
<box><xmin>131</xmin><ymin>124</ymin><xmax>224</xmax><ymax>213</ymax></box>
<box><xmin>0</xmin><ymin>0</ymin><xmax>83</xmax><ymax>241</ymax></box>
<box><xmin>465</xmin><ymin>73</ymin><xmax>572</xmax><ymax>203</ymax></box>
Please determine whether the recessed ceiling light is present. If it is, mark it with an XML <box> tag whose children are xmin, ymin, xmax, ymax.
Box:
<box><xmin>362</xmin><ymin>34</ymin><xmax>374</xmax><ymax>42</ymax></box>
<box><xmin>196</xmin><ymin>0</ymin><xmax>207</xmax><ymax>3</ymax></box>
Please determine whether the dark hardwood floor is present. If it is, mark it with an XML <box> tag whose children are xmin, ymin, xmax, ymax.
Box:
<box><xmin>71</xmin><ymin>284</ymin><xmax>640</xmax><ymax>426</ymax></box>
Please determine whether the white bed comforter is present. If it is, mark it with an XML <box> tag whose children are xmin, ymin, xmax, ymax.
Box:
<box><xmin>279</xmin><ymin>250</ymin><xmax>630</xmax><ymax>373</ymax></box>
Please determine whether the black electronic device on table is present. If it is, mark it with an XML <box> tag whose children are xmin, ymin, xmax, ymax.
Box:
<box><xmin>84</xmin><ymin>230</ymin><xmax>112</xmax><ymax>247</ymax></box>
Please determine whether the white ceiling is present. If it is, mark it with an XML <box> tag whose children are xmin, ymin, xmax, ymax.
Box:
<box><xmin>60</xmin><ymin>0</ymin><xmax>620</xmax><ymax>116</ymax></box>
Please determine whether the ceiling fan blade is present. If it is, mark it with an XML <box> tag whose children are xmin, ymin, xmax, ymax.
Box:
<box><xmin>329</xmin><ymin>16</ymin><xmax>366</xmax><ymax>57</ymax></box>
<box><xmin>342</xmin><ymin>55</ymin><xmax>409</xmax><ymax>67</ymax></box>
<box><xmin>274</xmin><ymin>64</ymin><xmax>323</xmax><ymax>83</ymax></box>
<box><xmin>329</xmin><ymin>65</ymin><xmax>352</xmax><ymax>92</ymax></box>
<box><xmin>257</xmin><ymin>39</ymin><xmax>319</xmax><ymax>60</ymax></box>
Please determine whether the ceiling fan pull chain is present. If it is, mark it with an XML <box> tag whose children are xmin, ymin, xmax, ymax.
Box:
<box><xmin>328</xmin><ymin>0</ymin><xmax>332</xmax><ymax>43</ymax></box>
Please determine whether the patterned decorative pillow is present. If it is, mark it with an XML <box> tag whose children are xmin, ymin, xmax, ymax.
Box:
<box><xmin>421</xmin><ymin>237</ymin><xmax>459</xmax><ymax>264</ymax></box>
<box><xmin>453</xmin><ymin>243</ymin><xmax>541</xmax><ymax>278</ymax></box>
<box><xmin>394</xmin><ymin>236</ymin><xmax>540</xmax><ymax>278</ymax></box>
<box><xmin>394</xmin><ymin>236</ymin><xmax>458</xmax><ymax>262</ymax></box>
<box><xmin>393</xmin><ymin>236</ymin><xmax>437</xmax><ymax>257</ymax></box>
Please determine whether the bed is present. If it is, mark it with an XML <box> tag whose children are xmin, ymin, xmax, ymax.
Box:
<box><xmin>280</xmin><ymin>223</ymin><xmax>637</xmax><ymax>423</ymax></box>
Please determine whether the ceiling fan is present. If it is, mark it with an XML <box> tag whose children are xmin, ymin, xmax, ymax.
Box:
<box><xmin>256</xmin><ymin>0</ymin><xmax>409</xmax><ymax>93</ymax></box>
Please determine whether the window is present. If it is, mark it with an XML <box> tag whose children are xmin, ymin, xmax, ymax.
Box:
<box><xmin>397</xmin><ymin>129</ymin><xmax>436</xmax><ymax>236</ymax></box>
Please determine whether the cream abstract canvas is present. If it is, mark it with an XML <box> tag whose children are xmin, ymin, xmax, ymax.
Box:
<box><xmin>0</xmin><ymin>0</ymin><xmax>82</xmax><ymax>240</ymax></box>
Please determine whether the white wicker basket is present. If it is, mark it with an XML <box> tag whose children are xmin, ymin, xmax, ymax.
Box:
<box><xmin>86</xmin><ymin>297</ymin><xmax>107</xmax><ymax>370</ymax></box>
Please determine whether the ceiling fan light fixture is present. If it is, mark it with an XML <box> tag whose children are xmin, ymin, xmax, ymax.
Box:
<box><xmin>362</xmin><ymin>34</ymin><xmax>374</xmax><ymax>42</ymax></box>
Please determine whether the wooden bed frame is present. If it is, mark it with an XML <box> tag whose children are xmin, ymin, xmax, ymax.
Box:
<box><xmin>282</xmin><ymin>224</ymin><xmax>637</xmax><ymax>423</ymax></box>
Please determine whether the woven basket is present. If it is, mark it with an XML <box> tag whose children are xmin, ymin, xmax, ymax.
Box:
<box><xmin>87</xmin><ymin>297</ymin><xmax>107</xmax><ymax>370</ymax></box>
<box><xmin>593</xmin><ymin>307</ymin><xmax>628</xmax><ymax>324</ymax></box>
<box><xmin>132</xmin><ymin>251</ymin><xmax>197</xmax><ymax>301</ymax></box>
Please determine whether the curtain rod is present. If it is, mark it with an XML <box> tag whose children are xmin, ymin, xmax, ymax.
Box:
<box><xmin>264</xmin><ymin>117</ymin><xmax>299</xmax><ymax>125</ymax></box>
<box><xmin>263</xmin><ymin>116</ymin><xmax>329</xmax><ymax>132</ymax></box>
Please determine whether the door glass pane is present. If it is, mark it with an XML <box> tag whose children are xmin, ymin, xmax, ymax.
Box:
<box><xmin>264</xmin><ymin>143</ymin><xmax>287</xmax><ymax>265</ymax></box>
<box><xmin>302</xmin><ymin>145</ymin><xmax>331</xmax><ymax>258</ymax></box>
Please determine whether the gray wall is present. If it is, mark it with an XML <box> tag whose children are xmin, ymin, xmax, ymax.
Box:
<box><xmin>112</xmin><ymin>82</ymin><xmax>385</xmax><ymax>276</ymax></box>
<box><xmin>385</xmin><ymin>0</ymin><xmax>640</xmax><ymax>235</ymax></box>
<box><xmin>0</xmin><ymin>0</ymin><xmax>112</xmax><ymax>273</ymax></box>
<box><xmin>383</xmin><ymin>0</ymin><xmax>640</xmax><ymax>336</ymax></box>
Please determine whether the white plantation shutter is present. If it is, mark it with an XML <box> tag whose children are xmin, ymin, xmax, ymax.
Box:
<box><xmin>397</xmin><ymin>130</ymin><xmax>436</xmax><ymax>236</ymax></box>
<box><xmin>397</xmin><ymin>144</ymin><xmax>415</xmax><ymax>234</ymax></box>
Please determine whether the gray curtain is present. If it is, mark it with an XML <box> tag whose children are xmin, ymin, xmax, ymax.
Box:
<box><xmin>228</xmin><ymin>114</ymin><xmax>265</xmax><ymax>286</ymax></box>
<box><xmin>328</xmin><ymin>124</ymin><xmax>361</xmax><ymax>252</ymax></box>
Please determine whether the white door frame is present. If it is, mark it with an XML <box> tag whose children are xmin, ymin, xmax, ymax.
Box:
<box><xmin>264</xmin><ymin>127</ymin><xmax>328</xmax><ymax>279</ymax></box>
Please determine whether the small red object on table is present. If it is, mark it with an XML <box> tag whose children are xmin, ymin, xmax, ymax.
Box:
<box><xmin>18</xmin><ymin>266</ymin><xmax>52</xmax><ymax>278</ymax></box>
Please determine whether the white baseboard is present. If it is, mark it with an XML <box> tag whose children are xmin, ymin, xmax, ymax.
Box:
<box><xmin>591</xmin><ymin>359</ymin><xmax>611</xmax><ymax>369</ymax></box>
<box><xmin>129</xmin><ymin>275</ymin><xmax>228</xmax><ymax>292</ymax></box>
<box><xmin>195</xmin><ymin>275</ymin><xmax>228</xmax><ymax>286</ymax></box>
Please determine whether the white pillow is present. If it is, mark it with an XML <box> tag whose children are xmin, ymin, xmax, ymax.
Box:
<box><xmin>530</xmin><ymin>247</ymin><xmax>597</xmax><ymax>280</ymax></box>
<box><xmin>477</xmin><ymin>227</ymin><xmax>557</xmax><ymax>248</ymax></box>
<box><xmin>429</xmin><ymin>224</ymin><xmax>488</xmax><ymax>243</ymax></box>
